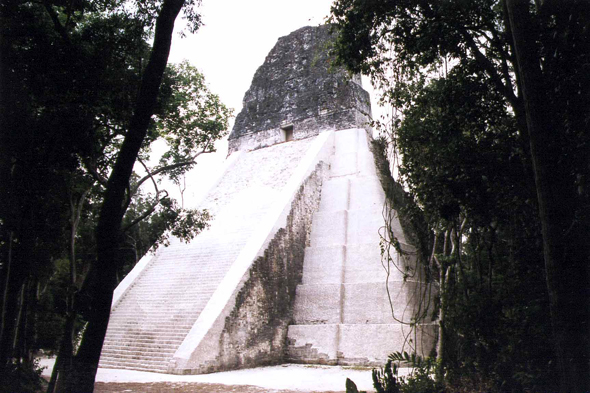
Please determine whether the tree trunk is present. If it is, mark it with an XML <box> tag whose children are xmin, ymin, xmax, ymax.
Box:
<box><xmin>435</xmin><ymin>262</ymin><xmax>447</xmax><ymax>383</ymax></box>
<box><xmin>48</xmin><ymin>190</ymin><xmax>90</xmax><ymax>393</ymax></box>
<box><xmin>11</xmin><ymin>281</ymin><xmax>26</xmax><ymax>363</ymax></box>
<box><xmin>63</xmin><ymin>1</ymin><xmax>186</xmax><ymax>391</ymax></box>
<box><xmin>0</xmin><ymin>231</ymin><xmax>13</xmax><ymax>370</ymax></box>
<box><xmin>505</xmin><ymin>1</ymin><xmax>590</xmax><ymax>391</ymax></box>
<box><xmin>47</xmin><ymin>312</ymin><xmax>76</xmax><ymax>393</ymax></box>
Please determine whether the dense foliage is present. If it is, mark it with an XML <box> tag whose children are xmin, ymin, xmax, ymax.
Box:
<box><xmin>330</xmin><ymin>0</ymin><xmax>590</xmax><ymax>391</ymax></box>
<box><xmin>0</xmin><ymin>1</ymin><xmax>230</xmax><ymax>391</ymax></box>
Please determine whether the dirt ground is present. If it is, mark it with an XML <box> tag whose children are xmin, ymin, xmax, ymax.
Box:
<box><xmin>39</xmin><ymin>358</ymin><xmax>373</xmax><ymax>392</ymax></box>
<box><xmin>94</xmin><ymin>381</ymin><xmax>345</xmax><ymax>393</ymax></box>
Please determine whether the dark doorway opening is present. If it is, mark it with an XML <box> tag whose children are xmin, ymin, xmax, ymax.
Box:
<box><xmin>281</xmin><ymin>124</ymin><xmax>294</xmax><ymax>142</ymax></box>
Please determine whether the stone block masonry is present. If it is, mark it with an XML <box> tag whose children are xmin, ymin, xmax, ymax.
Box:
<box><xmin>228</xmin><ymin>25</ymin><xmax>371</xmax><ymax>154</ymax></box>
<box><xmin>286</xmin><ymin>128</ymin><xmax>437</xmax><ymax>366</ymax></box>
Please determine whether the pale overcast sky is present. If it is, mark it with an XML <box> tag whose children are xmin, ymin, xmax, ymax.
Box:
<box><xmin>169</xmin><ymin>0</ymin><xmax>336</xmax><ymax>121</ymax></box>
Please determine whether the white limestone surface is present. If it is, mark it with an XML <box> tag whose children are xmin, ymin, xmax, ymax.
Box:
<box><xmin>172</xmin><ymin>130</ymin><xmax>335</xmax><ymax>371</ymax></box>
<box><xmin>101</xmin><ymin>134</ymin><xmax>325</xmax><ymax>373</ymax></box>
<box><xmin>42</xmin><ymin>357</ymin><xmax>379</xmax><ymax>391</ymax></box>
<box><xmin>111</xmin><ymin>150</ymin><xmax>245</xmax><ymax>310</ymax></box>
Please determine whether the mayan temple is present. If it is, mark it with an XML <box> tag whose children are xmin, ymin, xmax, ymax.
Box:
<box><xmin>98</xmin><ymin>25</ymin><xmax>435</xmax><ymax>375</ymax></box>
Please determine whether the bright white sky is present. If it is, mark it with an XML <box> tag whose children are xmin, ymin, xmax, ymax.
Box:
<box><xmin>168</xmin><ymin>0</ymin><xmax>336</xmax><ymax>120</ymax></box>
<box><xmin>161</xmin><ymin>0</ymin><xmax>382</xmax><ymax>206</ymax></box>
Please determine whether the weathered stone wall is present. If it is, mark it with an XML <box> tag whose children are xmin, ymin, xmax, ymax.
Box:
<box><xmin>227</xmin><ymin>107</ymin><xmax>370</xmax><ymax>153</ymax></box>
<box><xmin>211</xmin><ymin>161</ymin><xmax>328</xmax><ymax>370</ymax></box>
<box><xmin>228</xmin><ymin>25</ymin><xmax>371</xmax><ymax>154</ymax></box>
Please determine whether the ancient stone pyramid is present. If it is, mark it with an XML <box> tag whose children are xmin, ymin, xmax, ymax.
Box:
<box><xmin>99</xmin><ymin>25</ymin><xmax>435</xmax><ymax>375</ymax></box>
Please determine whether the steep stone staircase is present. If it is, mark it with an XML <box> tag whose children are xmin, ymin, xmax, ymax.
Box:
<box><xmin>99</xmin><ymin>138</ymin><xmax>314</xmax><ymax>373</ymax></box>
<box><xmin>287</xmin><ymin>128</ymin><xmax>431</xmax><ymax>365</ymax></box>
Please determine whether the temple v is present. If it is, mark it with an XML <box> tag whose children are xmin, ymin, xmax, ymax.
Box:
<box><xmin>99</xmin><ymin>25</ymin><xmax>435</xmax><ymax>374</ymax></box>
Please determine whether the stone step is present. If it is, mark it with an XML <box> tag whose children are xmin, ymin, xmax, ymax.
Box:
<box><xmin>109</xmin><ymin>311</ymin><xmax>199</xmax><ymax>319</ymax></box>
<box><xmin>121</xmin><ymin>286</ymin><xmax>206</xmax><ymax>293</ymax></box>
<box><xmin>104</xmin><ymin>336</ymin><xmax>184</xmax><ymax>347</ymax></box>
<box><xmin>349</xmin><ymin>177</ymin><xmax>385</xmax><ymax>211</ymax></box>
<box><xmin>102</xmin><ymin>342</ymin><xmax>178</xmax><ymax>352</ymax></box>
<box><xmin>100</xmin><ymin>353</ymin><xmax>172</xmax><ymax>364</ymax></box>
<box><xmin>101</xmin><ymin>348</ymin><xmax>175</xmax><ymax>359</ymax></box>
<box><xmin>301</xmin><ymin>245</ymin><xmax>345</xmax><ymax>284</ymax></box>
<box><xmin>102</xmin><ymin>344</ymin><xmax>180</xmax><ymax>353</ymax></box>
<box><xmin>337</xmin><ymin>323</ymin><xmax>436</xmax><ymax>364</ymax></box>
<box><xmin>108</xmin><ymin>312</ymin><xmax>195</xmax><ymax>319</ymax></box>
<box><xmin>132</xmin><ymin>276</ymin><xmax>223</xmax><ymax>283</ymax></box>
<box><xmin>329</xmin><ymin>129</ymin><xmax>361</xmax><ymax>178</ymax></box>
<box><xmin>127</xmin><ymin>275</ymin><xmax>222</xmax><ymax>283</ymax></box>
<box><xmin>137</xmin><ymin>264</ymin><xmax>228</xmax><ymax>272</ymax></box>
<box><xmin>286</xmin><ymin>324</ymin><xmax>339</xmax><ymax>363</ymax></box>
<box><xmin>111</xmin><ymin>313</ymin><xmax>190</xmax><ymax>320</ymax></box>
<box><xmin>124</xmin><ymin>286</ymin><xmax>220</xmax><ymax>294</ymax></box>
<box><xmin>356</xmin><ymin>140</ymin><xmax>378</xmax><ymax>178</ymax></box>
<box><xmin>116</xmin><ymin>297</ymin><xmax>208</xmax><ymax>305</ymax></box>
<box><xmin>301</xmin><ymin>242</ymin><xmax>415</xmax><ymax>284</ymax></box>
<box><xmin>118</xmin><ymin>295</ymin><xmax>211</xmax><ymax>304</ymax></box>
<box><xmin>107</xmin><ymin>317</ymin><xmax>194</xmax><ymax>325</ymax></box>
<box><xmin>103</xmin><ymin>334</ymin><xmax>187</xmax><ymax>343</ymax></box>
<box><xmin>119</xmin><ymin>294</ymin><xmax>214</xmax><ymax>303</ymax></box>
<box><xmin>104</xmin><ymin>329</ymin><xmax>191</xmax><ymax>337</ymax></box>
<box><xmin>128</xmin><ymin>277</ymin><xmax>220</xmax><ymax>283</ymax></box>
<box><xmin>317</xmin><ymin>178</ymin><xmax>349</xmax><ymax>213</ymax></box>
<box><xmin>105</xmin><ymin>327</ymin><xmax>191</xmax><ymax>335</ymax></box>
<box><xmin>346</xmin><ymin>207</ymin><xmax>386</xmax><ymax>245</ymax></box>
<box><xmin>111</xmin><ymin>306</ymin><xmax>198</xmax><ymax>313</ymax></box>
<box><xmin>309</xmin><ymin>210</ymin><xmax>347</xmax><ymax>248</ymax></box>
<box><xmin>292</xmin><ymin>284</ymin><xmax>341</xmax><ymax>325</ymax></box>
<box><xmin>103</xmin><ymin>337</ymin><xmax>184</xmax><ymax>346</ymax></box>
<box><xmin>308</xmin><ymin>207</ymin><xmax>388</xmax><ymax>249</ymax></box>
<box><xmin>334</xmin><ymin>129</ymin><xmax>360</xmax><ymax>155</ymax></box>
<box><xmin>292</xmin><ymin>280</ymin><xmax>428</xmax><ymax>324</ymax></box>
<box><xmin>343</xmin><ymin>243</ymin><xmax>389</xmax><ymax>283</ymax></box>
<box><xmin>286</xmin><ymin>323</ymin><xmax>437</xmax><ymax>366</ymax></box>
<box><xmin>99</xmin><ymin>357</ymin><xmax>169</xmax><ymax>370</ymax></box>
<box><xmin>108</xmin><ymin>313</ymin><xmax>197</xmax><ymax>320</ymax></box>
<box><xmin>115</xmin><ymin>296</ymin><xmax>208</xmax><ymax>305</ymax></box>
<box><xmin>99</xmin><ymin>356</ymin><xmax>171</xmax><ymax>368</ymax></box>
<box><xmin>341</xmin><ymin>281</ymin><xmax>428</xmax><ymax>324</ymax></box>
<box><xmin>330</xmin><ymin>151</ymin><xmax>357</xmax><ymax>177</ymax></box>
<box><xmin>110</xmin><ymin>311</ymin><xmax>201</xmax><ymax>320</ymax></box>
<box><xmin>107</xmin><ymin>320</ymin><xmax>193</xmax><ymax>328</ymax></box>
<box><xmin>99</xmin><ymin>362</ymin><xmax>168</xmax><ymax>373</ymax></box>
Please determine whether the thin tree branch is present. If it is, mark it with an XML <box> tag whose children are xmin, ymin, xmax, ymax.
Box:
<box><xmin>123</xmin><ymin>157</ymin><xmax>162</xmax><ymax>213</ymax></box>
<box><xmin>82</xmin><ymin>158</ymin><xmax>108</xmax><ymax>187</ymax></box>
<box><xmin>121</xmin><ymin>190</ymin><xmax>168</xmax><ymax>233</ymax></box>
<box><xmin>457</xmin><ymin>26</ymin><xmax>519</xmax><ymax>108</ymax></box>
<box><xmin>138</xmin><ymin>158</ymin><xmax>160</xmax><ymax>194</ymax></box>
<box><xmin>132</xmin><ymin>147</ymin><xmax>211</xmax><ymax>195</ymax></box>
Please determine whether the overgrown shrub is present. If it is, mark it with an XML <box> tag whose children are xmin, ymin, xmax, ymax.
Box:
<box><xmin>0</xmin><ymin>359</ymin><xmax>44</xmax><ymax>393</ymax></box>
<box><xmin>347</xmin><ymin>352</ymin><xmax>442</xmax><ymax>393</ymax></box>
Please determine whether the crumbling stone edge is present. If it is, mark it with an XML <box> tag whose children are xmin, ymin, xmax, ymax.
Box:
<box><xmin>217</xmin><ymin>160</ymin><xmax>328</xmax><ymax>371</ymax></box>
<box><xmin>171</xmin><ymin>162</ymin><xmax>328</xmax><ymax>374</ymax></box>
